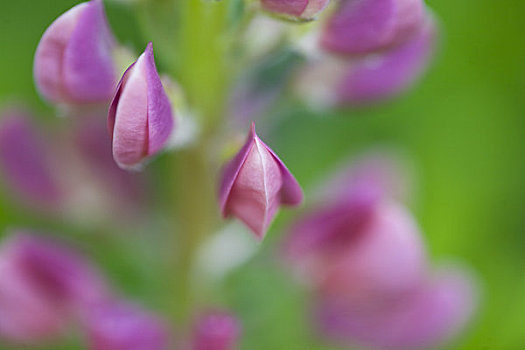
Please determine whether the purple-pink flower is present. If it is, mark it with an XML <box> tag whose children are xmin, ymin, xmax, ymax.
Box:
<box><xmin>316</xmin><ymin>266</ymin><xmax>477</xmax><ymax>349</ymax></box>
<box><xmin>189</xmin><ymin>311</ymin><xmax>241</xmax><ymax>350</ymax></box>
<box><xmin>108</xmin><ymin>42</ymin><xmax>175</xmax><ymax>170</ymax></box>
<box><xmin>261</xmin><ymin>0</ymin><xmax>330</xmax><ymax>20</ymax></box>
<box><xmin>85</xmin><ymin>300</ymin><xmax>170</xmax><ymax>350</ymax></box>
<box><xmin>0</xmin><ymin>232</ymin><xmax>109</xmax><ymax>344</ymax></box>
<box><xmin>320</xmin><ymin>0</ymin><xmax>426</xmax><ymax>56</ymax></box>
<box><xmin>219</xmin><ymin>123</ymin><xmax>303</xmax><ymax>239</ymax></box>
<box><xmin>335</xmin><ymin>17</ymin><xmax>437</xmax><ymax>104</ymax></box>
<box><xmin>34</xmin><ymin>0</ymin><xmax>116</xmax><ymax>105</ymax></box>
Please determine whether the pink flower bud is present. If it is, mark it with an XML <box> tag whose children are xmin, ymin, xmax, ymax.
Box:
<box><xmin>190</xmin><ymin>311</ymin><xmax>241</xmax><ymax>350</ymax></box>
<box><xmin>85</xmin><ymin>300</ymin><xmax>170</xmax><ymax>350</ymax></box>
<box><xmin>108</xmin><ymin>43</ymin><xmax>175</xmax><ymax>170</ymax></box>
<box><xmin>0</xmin><ymin>232</ymin><xmax>109</xmax><ymax>344</ymax></box>
<box><xmin>320</xmin><ymin>0</ymin><xmax>426</xmax><ymax>55</ymax></box>
<box><xmin>336</xmin><ymin>17</ymin><xmax>437</xmax><ymax>104</ymax></box>
<box><xmin>316</xmin><ymin>266</ymin><xmax>477</xmax><ymax>349</ymax></box>
<box><xmin>34</xmin><ymin>0</ymin><xmax>116</xmax><ymax>105</ymax></box>
<box><xmin>0</xmin><ymin>111</ymin><xmax>62</xmax><ymax>209</ymax></box>
<box><xmin>261</xmin><ymin>0</ymin><xmax>331</xmax><ymax>20</ymax></box>
<box><xmin>219</xmin><ymin>123</ymin><xmax>303</xmax><ymax>239</ymax></box>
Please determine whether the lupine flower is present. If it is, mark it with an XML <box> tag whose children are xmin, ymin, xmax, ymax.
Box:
<box><xmin>0</xmin><ymin>241</ymin><xmax>65</xmax><ymax>343</ymax></box>
<box><xmin>0</xmin><ymin>232</ymin><xmax>109</xmax><ymax>344</ymax></box>
<box><xmin>316</xmin><ymin>266</ymin><xmax>477</xmax><ymax>349</ymax></box>
<box><xmin>296</xmin><ymin>17</ymin><xmax>436</xmax><ymax>107</ymax></box>
<box><xmin>34</xmin><ymin>0</ymin><xmax>116</xmax><ymax>105</ymax></box>
<box><xmin>285</xmin><ymin>195</ymin><xmax>426</xmax><ymax>304</ymax></box>
<box><xmin>0</xmin><ymin>111</ymin><xmax>62</xmax><ymax>209</ymax></box>
<box><xmin>85</xmin><ymin>300</ymin><xmax>169</xmax><ymax>350</ymax></box>
<box><xmin>219</xmin><ymin>123</ymin><xmax>303</xmax><ymax>239</ymax></box>
<box><xmin>261</xmin><ymin>0</ymin><xmax>331</xmax><ymax>20</ymax></box>
<box><xmin>108</xmin><ymin>43</ymin><xmax>175</xmax><ymax>170</ymax></box>
<box><xmin>335</xmin><ymin>18</ymin><xmax>437</xmax><ymax>104</ymax></box>
<box><xmin>189</xmin><ymin>311</ymin><xmax>241</xmax><ymax>350</ymax></box>
<box><xmin>320</xmin><ymin>0</ymin><xmax>426</xmax><ymax>55</ymax></box>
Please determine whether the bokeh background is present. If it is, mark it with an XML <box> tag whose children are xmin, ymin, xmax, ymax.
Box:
<box><xmin>1</xmin><ymin>0</ymin><xmax>524</xmax><ymax>349</ymax></box>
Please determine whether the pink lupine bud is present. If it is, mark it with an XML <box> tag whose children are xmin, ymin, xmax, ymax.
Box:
<box><xmin>0</xmin><ymin>111</ymin><xmax>62</xmax><ymax>209</ymax></box>
<box><xmin>261</xmin><ymin>0</ymin><xmax>331</xmax><ymax>20</ymax></box>
<box><xmin>320</xmin><ymin>0</ymin><xmax>426</xmax><ymax>55</ymax></box>
<box><xmin>336</xmin><ymin>18</ymin><xmax>437</xmax><ymax>104</ymax></box>
<box><xmin>219</xmin><ymin>123</ymin><xmax>303</xmax><ymax>239</ymax></box>
<box><xmin>316</xmin><ymin>266</ymin><xmax>477</xmax><ymax>349</ymax></box>
<box><xmin>86</xmin><ymin>300</ymin><xmax>170</xmax><ymax>350</ymax></box>
<box><xmin>108</xmin><ymin>43</ymin><xmax>175</xmax><ymax>170</ymax></box>
<box><xmin>34</xmin><ymin>0</ymin><xmax>116</xmax><ymax>105</ymax></box>
<box><xmin>190</xmin><ymin>311</ymin><xmax>241</xmax><ymax>350</ymax></box>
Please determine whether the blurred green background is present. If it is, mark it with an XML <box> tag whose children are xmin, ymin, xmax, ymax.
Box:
<box><xmin>0</xmin><ymin>0</ymin><xmax>524</xmax><ymax>349</ymax></box>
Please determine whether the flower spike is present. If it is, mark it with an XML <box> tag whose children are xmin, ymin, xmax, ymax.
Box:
<box><xmin>219</xmin><ymin>123</ymin><xmax>303</xmax><ymax>239</ymax></box>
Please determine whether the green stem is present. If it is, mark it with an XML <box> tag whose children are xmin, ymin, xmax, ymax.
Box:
<box><xmin>168</xmin><ymin>0</ymin><xmax>231</xmax><ymax>323</ymax></box>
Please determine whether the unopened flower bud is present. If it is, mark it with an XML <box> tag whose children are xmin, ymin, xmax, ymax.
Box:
<box><xmin>108</xmin><ymin>43</ymin><xmax>175</xmax><ymax>170</ymax></box>
<box><xmin>34</xmin><ymin>0</ymin><xmax>117</xmax><ymax>105</ymax></box>
<box><xmin>190</xmin><ymin>311</ymin><xmax>241</xmax><ymax>350</ymax></box>
<box><xmin>86</xmin><ymin>300</ymin><xmax>169</xmax><ymax>350</ymax></box>
<box><xmin>321</xmin><ymin>0</ymin><xmax>425</xmax><ymax>55</ymax></box>
<box><xmin>261</xmin><ymin>0</ymin><xmax>331</xmax><ymax>21</ymax></box>
<box><xmin>219</xmin><ymin>123</ymin><xmax>303</xmax><ymax>239</ymax></box>
<box><xmin>0</xmin><ymin>111</ymin><xmax>62</xmax><ymax>209</ymax></box>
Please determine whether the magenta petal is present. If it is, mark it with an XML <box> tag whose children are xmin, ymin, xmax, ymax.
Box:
<box><xmin>0</xmin><ymin>239</ymin><xmax>66</xmax><ymax>343</ymax></box>
<box><xmin>319</xmin><ymin>203</ymin><xmax>426</xmax><ymax>304</ymax></box>
<box><xmin>219</xmin><ymin>123</ymin><xmax>303</xmax><ymax>239</ymax></box>
<box><xmin>86</xmin><ymin>301</ymin><xmax>169</xmax><ymax>350</ymax></box>
<box><xmin>34</xmin><ymin>0</ymin><xmax>116</xmax><ymax>105</ymax></box>
<box><xmin>191</xmin><ymin>311</ymin><xmax>241</xmax><ymax>350</ymax></box>
<box><xmin>4</xmin><ymin>233</ymin><xmax>110</xmax><ymax>308</ymax></box>
<box><xmin>143</xmin><ymin>43</ymin><xmax>175</xmax><ymax>156</ymax></box>
<box><xmin>317</xmin><ymin>266</ymin><xmax>477</xmax><ymax>349</ymax></box>
<box><xmin>321</xmin><ymin>0</ymin><xmax>425</xmax><ymax>55</ymax></box>
<box><xmin>0</xmin><ymin>111</ymin><xmax>62</xmax><ymax>207</ymax></box>
<box><xmin>337</xmin><ymin>18</ymin><xmax>437</xmax><ymax>104</ymax></box>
